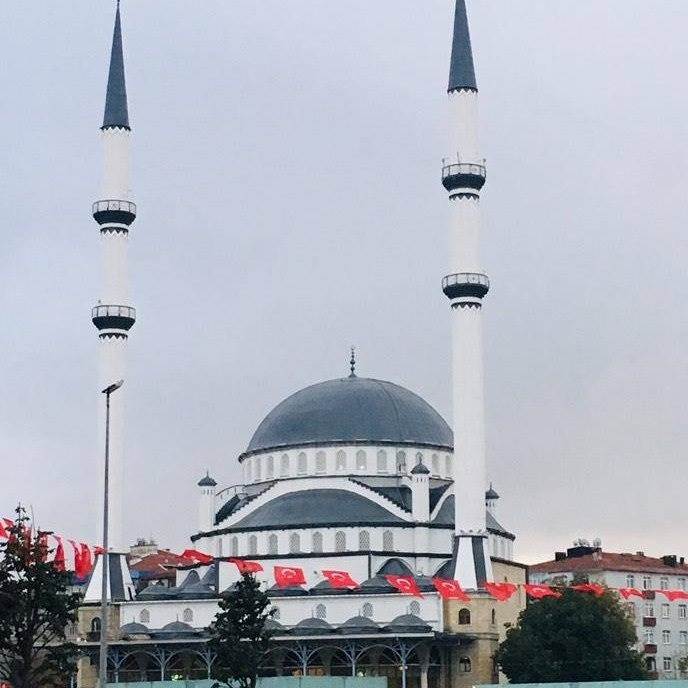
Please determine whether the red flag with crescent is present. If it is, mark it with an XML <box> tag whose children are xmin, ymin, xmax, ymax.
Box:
<box><xmin>322</xmin><ymin>570</ymin><xmax>360</xmax><ymax>589</ymax></box>
<box><xmin>385</xmin><ymin>574</ymin><xmax>423</xmax><ymax>598</ymax></box>
<box><xmin>572</xmin><ymin>583</ymin><xmax>604</xmax><ymax>597</ymax></box>
<box><xmin>619</xmin><ymin>587</ymin><xmax>644</xmax><ymax>600</ymax></box>
<box><xmin>68</xmin><ymin>540</ymin><xmax>81</xmax><ymax>574</ymax></box>
<box><xmin>80</xmin><ymin>544</ymin><xmax>93</xmax><ymax>576</ymax></box>
<box><xmin>181</xmin><ymin>549</ymin><xmax>214</xmax><ymax>564</ymax></box>
<box><xmin>229</xmin><ymin>558</ymin><xmax>264</xmax><ymax>574</ymax></box>
<box><xmin>274</xmin><ymin>565</ymin><xmax>307</xmax><ymax>588</ymax></box>
<box><xmin>52</xmin><ymin>536</ymin><xmax>66</xmax><ymax>572</ymax></box>
<box><xmin>659</xmin><ymin>590</ymin><xmax>688</xmax><ymax>602</ymax></box>
<box><xmin>0</xmin><ymin>520</ymin><xmax>8</xmax><ymax>540</ymax></box>
<box><xmin>524</xmin><ymin>584</ymin><xmax>561</xmax><ymax>599</ymax></box>
<box><xmin>485</xmin><ymin>582</ymin><xmax>518</xmax><ymax>601</ymax></box>
<box><xmin>432</xmin><ymin>577</ymin><xmax>470</xmax><ymax>601</ymax></box>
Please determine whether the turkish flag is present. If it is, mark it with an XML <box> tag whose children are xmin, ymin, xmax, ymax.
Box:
<box><xmin>94</xmin><ymin>546</ymin><xmax>104</xmax><ymax>556</ymax></box>
<box><xmin>322</xmin><ymin>570</ymin><xmax>360</xmax><ymax>589</ymax></box>
<box><xmin>0</xmin><ymin>519</ymin><xmax>9</xmax><ymax>539</ymax></box>
<box><xmin>385</xmin><ymin>575</ymin><xmax>423</xmax><ymax>598</ymax></box>
<box><xmin>274</xmin><ymin>566</ymin><xmax>307</xmax><ymax>588</ymax></box>
<box><xmin>68</xmin><ymin>540</ymin><xmax>81</xmax><ymax>574</ymax></box>
<box><xmin>659</xmin><ymin>590</ymin><xmax>688</xmax><ymax>602</ymax></box>
<box><xmin>229</xmin><ymin>558</ymin><xmax>264</xmax><ymax>574</ymax></box>
<box><xmin>433</xmin><ymin>577</ymin><xmax>470</xmax><ymax>601</ymax></box>
<box><xmin>52</xmin><ymin>536</ymin><xmax>66</xmax><ymax>572</ymax></box>
<box><xmin>181</xmin><ymin>549</ymin><xmax>214</xmax><ymax>564</ymax></box>
<box><xmin>524</xmin><ymin>584</ymin><xmax>560</xmax><ymax>599</ymax></box>
<box><xmin>619</xmin><ymin>587</ymin><xmax>644</xmax><ymax>600</ymax></box>
<box><xmin>485</xmin><ymin>582</ymin><xmax>518</xmax><ymax>601</ymax></box>
<box><xmin>80</xmin><ymin>544</ymin><xmax>93</xmax><ymax>576</ymax></box>
<box><xmin>572</xmin><ymin>583</ymin><xmax>604</xmax><ymax>597</ymax></box>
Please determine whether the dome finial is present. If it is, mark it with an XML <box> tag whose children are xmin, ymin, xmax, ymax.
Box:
<box><xmin>349</xmin><ymin>346</ymin><xmax>356</xmax><ymax>377</ymax></box>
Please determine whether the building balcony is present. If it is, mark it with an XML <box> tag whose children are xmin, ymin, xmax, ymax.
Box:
<box><xmin>92</xmin><ymin>199</ymin><xmax>137</xmax><ymax>227</ymax></box>
<box><xmin>441</xmin><ymin>162</ymin><xmax>486</xmax><ymax>192</ymax></box>
<box><xmin>643</xmin><ymin>617</ymin><xmax>657</xmax><ymax>627</ymax></box>
<box><xmin>442</xmin><ymin>272</ymin><xmax>490</xmax><ymax>300</ymax></box>
<box><xmin>643</xmin><ymin>590</ymin><xmax>656</xmax><ymax>600</ymax></box>
<box><xmin>644</xmin><ymin>644</ymin><xmax>657</xmax><ymax>654</ymax></box>
<box><xmin>92</xmin><ymin>304</ymin><xmax>136</xmax><ymax>332</ymax></box>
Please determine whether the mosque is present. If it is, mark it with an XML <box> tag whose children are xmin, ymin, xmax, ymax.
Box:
<box><xmin>76</xmin><ymin>2</ymin><xmax>527</xmax><ymax>687</ymax></box>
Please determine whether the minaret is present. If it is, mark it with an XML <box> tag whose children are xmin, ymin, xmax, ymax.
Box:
<box><xmin>84</xmin><ymin>0</ymin><xmax>136</xmax><ymax>603</ymax></box>
<box><xmin>443</xmin><ymin>0</ymin><xmax>492</xmax><ymax>589</ymax></box>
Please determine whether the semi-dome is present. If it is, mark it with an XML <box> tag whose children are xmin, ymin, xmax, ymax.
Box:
<box><xmin>244</xmin><ymin>376</ymin><xmax>452</xmax><ymax>456</ymax></box>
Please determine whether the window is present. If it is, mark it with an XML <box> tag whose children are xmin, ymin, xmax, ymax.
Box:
<box><xmin>273</xmin><ymin>607</ymin><xmax>281</xmax><ymax>620</ymax></box>
<box><xmin>312</xmin><ymin>532</ymin><xmax>323</xmax><ymax>553</ymax></box>
<box><xmin>645</xmin><ymin>629</ymin><xmax>655</xmax><ymax>644</ymax></box>
<box><xmin>660</xmin><ymin>577</ymin><xmax>669</xmax><ymax>590</ymax></box>
<box><xmin>679</xmin><ymin>604</ymin><xmax>687</xmax><ymax>619</ymax></box>
<box><xmin>335</xmin><ymin>531</ymin><xmax>346</xmax><ymax>552</ymax></box>
<box><xmin>663</xmin><ymin>657</ymin><xmax>672</xmax><ymax>672</ymax></box>
<box><xmin>297</xmin><ymin>452</ymin><xmax>307</xmax><ymax>475</ymax></box>
<box><xmin>183</xmin><ymin>608</ymin><xmax>193</xmax><ymax>623</ymax></box>
<box><xmin>646</xmin><ymin>657</ymin><xmax>656</xmax><ymax>673</ymax></box>
<box><xmin>268</xmin><ymin>534</ymin><xmax>278</xmax><ymax>554</ymax></box>
<box><xmin>254</xmin><ymin>457</ymin><xmax>262</xmax><ymax>481</ymax></box>
<box><xmin>362</xmin><ymin>602</ymin><xmax>374</xmax><ymax>618</ymax></box>
<box><xmin>662</xmin><ymin>604</ymin><xmax>670</xmax><ymax>619</ymax></box>
<box><xmin>431</xmin><ymin>454</ymin><xmax>439</xmax><ymax>476</ymax></box>
<box><xmin>356</xmin><ymin>450</ymin><xmax>367</xmax><ymax>471</ymax></box>
<box><xmin>359</xmin><ymin>530</ymin><xmax>370</xmax><ymax>550</ymax></box>
<box><xmin>91</xmin><ymin>618</ymin><xmax>101</xmax><ymax>633</ymax></box>
<box><xmin>680</xmin><ymin>631</ymin><xmax>688</xmax><ymax>645</ymax></box>
<box><xmin>645</xmin><ymin>603</ymin><xmax>655</xmax><ymax>618</ymax></box>
<box><xmin>139</xmin><ymin>609</ymin><xmax>150</xmax><ymax>624</ymax></box>
<box><xmin>459</xmin><ymin>657</ymin><xmax>471</xmax><ymax>673</ymax></box>
<box><xmin>679</xmin><ymin>578</ymin><xmax>686</xmax><ymax>591</ymax></box>
<box><xmin>445</xmin><ymin>455</ymin><xmax>452</xmax><ymax>476</ymax></box>
<box><xmin>409</xmin><ymin>600</ymin><xmax>421</xmax><ymax>615</ymax></box>
<box><xmin>643</xmin><ymin>576</ymin><xmax>653</xmax><ymax>590</ymax></box>
<box><xmin>248</xmin><ymin>535</ymin><xmax>258</xmax><ymax>556</ymax></box>
<box><xmin>396</xmin><ymin>451</ymin><xmax>407</xmax><ymax>473</ymax></box>
<box><xmin>458</xmin><ymin>608</ymin><xmax>471</xmax><ymax>625</ymax></box>
<box><xmin>377</xmin><ymin>450</ymin><xmax>388</xmax><ymax>473</ymax></box>
<box><xmin>336</xmin><ymin>450</ymin><xmax>347</xmax><ymax>471</ymax></box>
<box><xmin>315</xmin><ymin>604</ymin><xmax>327</xmax><ymax>620</ymax></box>
<box><xmin>626</xmin><ymin>574</ymin><xmax>635</xmax><ymax>588</ymax></box>
<box><xmin>315</xmin><ymin>451</ymin><xmax>326</xmax><ymax>474</ymax></box>
<box><xmin>289</xmin><ymin>533</ymin><xmax>301</xmax><ymax>553</ymax></box>
<box><xmin>382</xmin><ymin>530</ymin><xmax>394</xmax><ymax>550</ymax></box>
<box><xmin>491</xmin><ymin>609</ymin><xmax>497</xmax><ymax>625</ymax></box>
<box><xmin>230</xmin><ymin>536</ymin><xmax>238</xmax><ymax>556</ymax></box>
<box><xmin>280</xmin><ymin>454</ymin><xmax>290</xmax><ymax>476</ymax></box>
<box><xmin>663</xmin><ymin>630</ymin><xmax>671</xmax><ymax>645</ymax></box>
<box><xmin>266</xmin><ymin>455</ymin><xmax>274</xmax><ymax>479</ymax></box>
<box><xmin>627</xmin><ymin>603</ymin><xmax>636</xmax><ymax>619</ymax></box>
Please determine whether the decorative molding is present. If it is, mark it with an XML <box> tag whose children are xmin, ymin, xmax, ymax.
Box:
<box><xmin>451</xmin><ymin>302</ymin><xmax>481</xmax><ymax>310</ymax></box>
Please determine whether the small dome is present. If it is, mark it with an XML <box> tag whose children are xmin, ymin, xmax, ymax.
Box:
<box><xmin>244</xmin><ymin>376</ymin><xmax>452</xmax><ymax>455</ymax></box>
<box><xmin>411</xmin><ymin>462</ymin><xmax>430</xmax><ymax>475</ymax></box>
<box><xmin>293</xmin><ymin>617</ymin><xmax>334</xmax><ymax>635</ymax></box>
<box><xmin>386</xmin><ymin>614</ymin><xmax>431</xmax><ymax>632</ymax></box>
<box><xmin>198</xmin><ymin>473</ymin><xmax>217</xmax><ymax>487</ymax></box>
<box><xmin>485</xmin><ymin>484</ymin><xmax>500</xmax><ymax>500</ymax></box>
<box><xmin>161</xmin><ymin>621</ymin><xmax>194</xmax><ymax>632</ymax></box>
<box><xmin>120</xmin><ymin>622</ymin><xmax>149</xmax><ymax>636</ymax></box>
<box><xmin>340</xmin><ymin>616</ymin><xmax>380</xmax><ymax>632</ymax></box>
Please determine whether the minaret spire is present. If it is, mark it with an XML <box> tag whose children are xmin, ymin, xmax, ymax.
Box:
<box><xmin>102</xmin><ymin>1</ymin><xmax>130</xmax><ymax>130</ymax></box>
<box><xmin>441</xmin><ymin>0</ymin><xmax>492</xmax><ymax>590</ymax></box>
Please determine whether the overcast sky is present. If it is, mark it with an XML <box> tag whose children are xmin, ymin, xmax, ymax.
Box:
<box><xmin>1</xmin><ymin>1</ymin><xmax>686</xmax><ymax>564</ymax></box>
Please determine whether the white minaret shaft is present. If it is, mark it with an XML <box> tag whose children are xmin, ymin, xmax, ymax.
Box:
<box><xmin>443</xmin><ymin>0</ymin><xmax>492</xmax><ymax>589</ymax></box>
<box><xmin>92</xmin><ymin>2</ymin><xmax>136</xmax><ymax>556</ymax></box>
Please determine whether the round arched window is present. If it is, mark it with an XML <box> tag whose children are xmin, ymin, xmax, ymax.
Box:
<box><xmin>139</xmin><ymin>609</ymin><xmax>150</xmax><ymax>624</ymax></box>
<box><xmin>362</xmin><ymin>602</ymin><xmax>374</xmax><ymax>618</ymax></box>
<box><xmin>183</xmin><ymin>608</ymin><xmax>193</xmax><ymax>623</ymax></box>
<box><xmin>315</xmin><ymin>603</ymin><xmax>327</xmax><ymax>620</ymax></box>
<box><xmin>335</xmin><ymin>531</ymin><xmax>347</xmax><ymax>552</ymax></box>
<box><xmin>458</xmin><ymin>608</ymin><xmax>471</xmax><ymax>625</ymax></box>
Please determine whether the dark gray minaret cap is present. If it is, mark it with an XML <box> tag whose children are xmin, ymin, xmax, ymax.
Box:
<box><xmin>102</xmin><ymin>2</ymin><xmax>130</xmax><ymax>130</ymax></box>
<box><xmin>448</xmin><ymin>0</ymin><xmax>477</xmax><ymax>93</ymax></box>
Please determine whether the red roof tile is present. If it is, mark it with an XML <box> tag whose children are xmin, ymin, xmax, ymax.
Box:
<box><xmin>530</xmin><ymin>552</ymin><xmax>688</xmax><ymax>577</ymax></box>
<box><xmin>129</xmin><ymin>550</ymin><xmax>188</xmax><ymax>573</ymax></box>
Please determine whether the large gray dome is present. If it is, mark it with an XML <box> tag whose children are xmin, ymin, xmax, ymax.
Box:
<box><xmin>244</xmin><ymin>376</ymin><xmax>452</xmax><ymax>456</ymax></box>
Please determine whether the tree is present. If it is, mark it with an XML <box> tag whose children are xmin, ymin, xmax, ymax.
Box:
<box><xmin>495</xmin><ymin>587</ymin><xmax>648</xmax><ymax>683</ymax></box>
<box><xmin>0</xmin><ymin>506</ymin><xmax>80</xmax><ymax>688</ymax></box>
<box><xmin>209</xmin><ymin>572</ymin><xmax>276</xmax><ymax>688</ymax></box>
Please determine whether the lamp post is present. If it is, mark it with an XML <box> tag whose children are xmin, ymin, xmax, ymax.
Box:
<box><xmin>98</xmin><ymin>379</ymin><xmax>123</xmax><ymax>688</ymax></box>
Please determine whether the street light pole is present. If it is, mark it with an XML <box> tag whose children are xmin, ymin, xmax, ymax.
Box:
<box><xmin>98</xmin><ymin>379</ymin><xmax>123</xmax><ymax>688</ymax></box>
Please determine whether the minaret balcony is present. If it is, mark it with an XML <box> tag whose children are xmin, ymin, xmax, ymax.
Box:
<box><xmin>441</xmin><ymin>163</ymin><xmax>486</xmax><ymax>192</ymax></box>
<box><xmin>92</xmin><ymin>199</ymin><xmax>137</xmax><ymax>227</ymax></box>
<box><xmin>92</xmin><ymin>304</ymin><xmax>136</xmax><ymax>332</ymax></box>
<box><xmin>442</xmin><ymin>272</ymin><xmax>490</xmax><ymax>300</ymax></box>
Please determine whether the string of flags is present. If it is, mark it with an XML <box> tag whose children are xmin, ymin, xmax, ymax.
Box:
<box><xmin>227</xmin><ymin>559</ymin><xmax>688</xmax><ymax>603</ymax></box>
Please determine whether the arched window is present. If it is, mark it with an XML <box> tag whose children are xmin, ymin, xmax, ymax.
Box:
<box><xmin>183</xmin><ymin>608</ymin><xmax>193</xmax><ymax>623</ymax></box>
<box><xmin>445</xmin><ymin>455</ymin><xmax>452</xmax><ymax>476</ymax></box>
<box><xmin>230</xmin><ymin>536</ymin><xmax>238</xmax><ymax>556</ymax></box>
<box><xmin>254</xmin><ymin>457</ymin><xmax>262</xmax><ymax>481</ymax></box>
<box><xmin>315</xmin><ymin>451</ymin><xmax>326</xmax><ymax>474</ymax></box>
<box><xmin>139</xmin><ymin>609</ymin><xmax>150</xmax><ymax>624</ymax></box>
<box><xmin>297</xmin><ymin>452</ymin><xmax>307</xmax><ymax>475</ymax></box>
<box><xmin>362</xmin><ymin>602</ymin><xmax>374</xmax><ymax>618</ymax></box>
<box><xmin>356</xmin><ymin>450</ymin><xmax>367</xmax><ymax>471</ymax></box>
<box><xmin>396</xmin><ymin>451</ymin><xmax>407</xmax><ymax>473</ymax></box>
<box><xmin>491</xmin><ymin>609</ymin><xmax>497</xmax><ymax>625</ymax></box>
<box><xmin>248</xmin><ymin>535</ymin><xmax>258</xmax><ymax>555</ymax></box>
<box><xmin>416</xmin><ymin>452</ymin><xmax>425</xmax><ymax>471</ymax></box>
<box><xmin>268</xmin><ymin>534</ymin><xmax>278</xmax><ymax>554</ymax></box>
<box><xmin>431</xmin><ymin>454</ymin><xmax>439</xmax><ymax>476</ymax></box>
<box><xmin>312</xmin><ymin>532</ymin><xmax>323</xmax><ymax>553</ymax></box>
<box><xmin>359</xmin><ymin>530</ymin><xmax>370</xmax><ymax>550</ymax></box>
<box><xmin>409</xmin><ymin>600</ymin><xmax>421</xmax><ymax>615</ymax></box>
<box><xmin>377</xmin><ymin>450</ymin><xmax>388</xmax><ymax>473</ymax></box>
<box><xmin>280</xmin><ymin>454</ymin><xmax>290</xmax><ymax>477</ymax></box>
<box><xmin>336</xmin><ymin>450</ymin><xmax>347</xmax><ymax>471</ymax></box>
<box><xmin>289</xmin><ymin>533</ymin><xmax>301</xmax><ymax>553</ymax></box>
<box><xmin>91</xmin><ymin>617</ymin><xmax>101</xmax><ymax>633</ymax></box>
<box><xmin>335</xmin><ymin>531</ymin><xmax>347</xmax><ymax>552</ymax></box>
<box><xmin>459</xmin><ymin>657</ymin><xmax>472</xmax><ymax>673</ymax></box>
<box><xmin>458</xmin><ymin>608</ymin><xmax>471</xmax><ymax>625</ymax></box>
<box><xmin>266</xmin><ymin>455</ymin><xmax>274</xmax><ymax>479</ymax></box>
<box><xmin>315</xmin><ymin>603</ymin><xmax>327</xmax><ymax>620</ymax></box>
<box><xmin>382</xmin><ymin>530</ymin><xmax>394</xmax><ymax>550</ymax></box>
